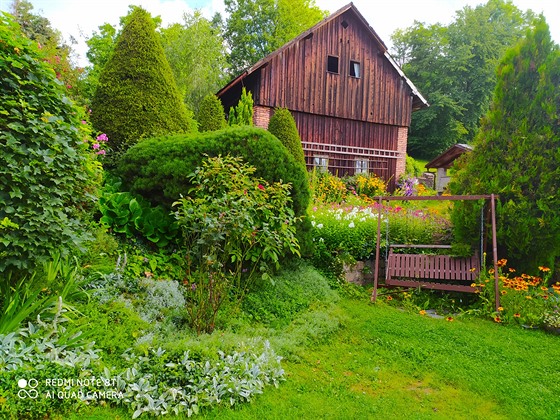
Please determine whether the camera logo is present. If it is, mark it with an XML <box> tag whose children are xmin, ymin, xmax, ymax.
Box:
<box><xmin>17</xmin><ymin>378</ymin><xmax>39</xmax><ymax>399</ymax></box>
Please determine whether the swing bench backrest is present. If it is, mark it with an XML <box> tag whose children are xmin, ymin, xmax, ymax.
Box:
<box><xmin>386</xmin><ymin>245</ymin><xmax>480</xmax><ymax>293</ymax></box>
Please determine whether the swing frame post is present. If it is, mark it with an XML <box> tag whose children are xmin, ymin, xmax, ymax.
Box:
<box><xmin>370</xmin><ymin>194</ymin><xmax>500</xmax><ymax>311</ymax></box>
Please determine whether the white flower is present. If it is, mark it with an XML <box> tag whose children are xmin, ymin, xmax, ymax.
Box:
<box><xmin>348</xmin><ymin>222</ymin><xmax>355</xmax><ymax>228</ymax></box>
<box><xmin>311</xmin><ymin>220</ymin><xmax>316</xmax><ymax>227</ymax></box>
<box><xmin>317</xmin><ymin>223</ymin><xmax>323</xmax><ymax>229</ymax></box>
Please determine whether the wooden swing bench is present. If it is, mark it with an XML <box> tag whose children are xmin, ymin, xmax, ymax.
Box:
<box><xmin>385</xmin><ymin>244</ymin><xmax>480</xmax><ymax>293</ymax></box>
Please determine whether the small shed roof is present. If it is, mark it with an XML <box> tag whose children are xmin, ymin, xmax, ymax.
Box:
<box><xmin>425</xmin><ymin>144</ymin><xmax>473</xmax><ymax>170</ymax></box>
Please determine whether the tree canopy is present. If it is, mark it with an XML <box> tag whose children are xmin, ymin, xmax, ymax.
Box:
<box><xmin>223</xmin><ymin>0</ymin><xmax>327</xmax><ymax>77</ymax></box>
<box><xmin>450</xmin><ymin>17</ymin><xmax>560</xmax><ymax>274</ymax></box>
<box><xmin>392</xmin><ymin>0</ymin><xmax>533</xmax><ymax>159</ymax></box>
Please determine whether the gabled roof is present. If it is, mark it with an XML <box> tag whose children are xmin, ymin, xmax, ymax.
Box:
<box><xmin>217</xmin><ymin>2</ymin><xmax>428</xmax><ymax>110</ymax></box>
<box><xmin>425</xmin><ymin>144</ymin><xmax>473</xmax><ymax>169</ymax></box>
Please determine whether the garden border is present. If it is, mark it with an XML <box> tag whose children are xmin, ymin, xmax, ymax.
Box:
<box><xmin>370</xmin><ymin>194</ymin><xmax>501</xmax><ymax>311</ymax></box>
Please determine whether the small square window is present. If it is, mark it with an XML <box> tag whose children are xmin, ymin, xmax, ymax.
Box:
<box><xmin>327</xmin><ymin>55</ymin><xmax>339</xmax><ymax>74</ymax></box>
<box><xmin>355</xmin><ymin>159</ymin><xmax>368</xmax><ymax>174</ymax></box>
<box><xmin>314</xmin><ymin>156</ymin><xmax>329</xmax><ymax>172</ymax></box>
<box><xmin>350</xmin><ymin>60</ymin><xmax>360</xmax><ymax>78</ymax></box>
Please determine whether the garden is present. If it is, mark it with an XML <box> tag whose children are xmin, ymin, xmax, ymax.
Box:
<box><xmin>2</xmin><ymin>5</ymin><xmax>560</xmax><ymax>420</ymax></box>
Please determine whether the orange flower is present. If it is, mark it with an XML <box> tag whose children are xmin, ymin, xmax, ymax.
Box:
<box><xmin>488</xmin><ymin>268</ymin><xmax>495</xmax><ymax>274</ymax></box>
<box><xmin>514</xmin><ymin>313</ymin><xmax>521</xmax><ymax>318</ymax></box>
<box><xmin>446</xmin><ymin>317</ymin><xmax>454</xmax><ymax>322</ymax></box>
<box><xmin>508</xmin><ymin>268</ymin><xmax>516</xmax><ymax>273</ymax></box>
<box><xmin>539</xmin><ymin>266</ymin><xmax>550</xmax><ymax>272</ymax></box>
<box><xmin>470</xmin><ymin>267</ymin><xmax>477</xmax><ymax>272</ymax></box>
<box><xmin>541</xmin><ymin>286</ymin><xmax>549</xmax><ymax>291</ymax></box>
<box><xmin>419</xmin><ymin>310</ymin><xmax>426</xmax><ymax>316</ymax></box>
<box><xmin>498</xmin><ymin>306</ymin><xmax>504</xmax><ymax>312</ymax></box>
<box><xmin>494</xmin><ymin>316</ymin><xmax>502</xmax><ymax>323</ymax></box>
<box><xmin>497</xmin><ymin>259</ymin><xmax>507</xmax><ymax>267</ymax></box>
<box><xmin>525</xmin><ymin>295</ymin><xmax>532</xmax><ymax>300</ymax></box>
<box><xmin>500</xmin><ymin>290</ymin><xmax>507</xmax><ymax>295</ymax></box>
<box><xmin>386</xmin><ymin>296</ymin><xmax>393</xmax><ymax>301</ymax></box>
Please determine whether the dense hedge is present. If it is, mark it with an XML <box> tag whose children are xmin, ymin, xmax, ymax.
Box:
<box><xmin>116</xmin><ymin>127</ymin><xmax>311</xmax><ymax>245</ymax></box>
<box><xmin>0</xmin><ymin>13</ymin><xmax>99</xmax><ymax>272</ymax></box>
<box><xmin>90</xmin><ymin>7</ymin><xmax>195</xmax><ymax>158</ymax></box>
<box><xmin>268</xmin><ymin>108</ymin><xmax>306</xmax><ymax>166</ymax></box>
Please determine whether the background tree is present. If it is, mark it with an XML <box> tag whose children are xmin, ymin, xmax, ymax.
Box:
<box><xmin>224</xmin><ymin>0</ymin><xmax>326</xmax><ymax>77</ymax></box>
<box><xmin>392</xmin><ymin>0</ymin><xmax>532</xmax><ymax>159</ymax></box>
<box><xmin>9</xmin><ymin>0</ymin><xmax>85</xmax><ymax>103</ymax></box>
<box><xmin>268</xmin><ymin>108</ymin><xmax>306</xmax><ymax>165</ymax></box>
<box><xmin>228</xmin><ymin>87</ymin><xmax>254</xmax><ymax>126</ymax></box>
<box><xmin>160</xmin><ymin>11</ymin><xmax>228</xmax><ymax>115</ymax></box>
<box><xmin>450</xmin><ymin>17</ymin><xmax>560</xmax><ymax>274</ymax></box>
<box><xmin>90</xmin><ymin>7</ymin><xmax>196</xmax><ymax>161</ymax></box>
<box><xmin>197</xmin><ymin>94</ymin><xmax>227</xmax><ymax>132</ymax></box>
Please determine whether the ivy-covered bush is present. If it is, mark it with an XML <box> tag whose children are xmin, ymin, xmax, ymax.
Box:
<box><xmin>90</xmin><ymin>7</ymin><xmax>196</xmax><ymax>159</ymax></box>
<box><xmin>197</xmin><ymin>94</ymin><xmax>226</xmax><ymax>132</ymax></box>
<box><xmin>0</xmin><ymin>13</ymin><xmax>100</xmax><ymax>273</ymax></box>
<box><xmin>116</xmin><ymin>126</ymin><xmax>311</xmax><ymax>246</ymax></box>
<box><xmin>267</xmin><ymin>108</ymin><xmax>306</xmax><ymax>165</ymax></box>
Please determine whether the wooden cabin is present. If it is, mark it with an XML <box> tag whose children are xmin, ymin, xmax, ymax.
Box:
<box><xmin>425</xmin><ymin>144</ymin><xmax>473</xmax><ymax>193</ymax></box>
<box><xmin>217</xmin><ymin>2</ymin><xmax>428</xmax><ymax>190</ymax></box>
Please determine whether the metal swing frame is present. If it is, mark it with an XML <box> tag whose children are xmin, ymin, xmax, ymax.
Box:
<box><xmin>371</xmin><ymin>194</ymin><xmax>501</xmax><ymax>312</ymax></box>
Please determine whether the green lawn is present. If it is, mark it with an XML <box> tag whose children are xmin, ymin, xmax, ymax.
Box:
<box><xmin>68</xmin><ymin>298</ymin><xmax>560</xmax><ymax>419</ymax></box>
<box><xmin>201</xmin><ymin>299</ymin><xmax>559</xmax><ymax>420</ymax></box>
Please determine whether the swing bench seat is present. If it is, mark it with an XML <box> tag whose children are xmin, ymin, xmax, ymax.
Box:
<box><xmin>385</xmin><ymin>245</ymin><xmax>480</xmax><ymax>293</ymax></box>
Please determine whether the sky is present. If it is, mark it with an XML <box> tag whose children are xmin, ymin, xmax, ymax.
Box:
<box><xmin>1</xmin><ymin>0</ymin><xmax>558</xmax><ymax>67</ymax></box>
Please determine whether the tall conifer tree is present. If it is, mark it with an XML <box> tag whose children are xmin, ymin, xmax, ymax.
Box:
<box><xmin>450</xmin><ymin>17</ymin><xmax>560</xmax><ymax>273</ymax></box>
<box><xmin>91</xmin><ymin>7</ymin><xmax>195</xmax><ymax>159</ymax></box>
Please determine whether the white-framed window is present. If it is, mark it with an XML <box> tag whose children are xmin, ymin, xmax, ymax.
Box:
<box><xmin>350</xmin><ymin>60</ymin><xmax>360</xmax><ymax>78</ymax></box>
<box><xmin>313</xmin><ymin>156</ymin><xmax>329</xmax><ymax>172</ymax></box>
<box><xmin>355</xmin><ymin>159</ymin><xmax>369</xmax><ymax>174</ymax></box>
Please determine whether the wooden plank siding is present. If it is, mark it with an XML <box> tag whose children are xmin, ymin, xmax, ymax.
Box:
<box><xmin>255</xmin><ymin>11</ymin><xmax>413</xmax><ymax>127</ymax></box>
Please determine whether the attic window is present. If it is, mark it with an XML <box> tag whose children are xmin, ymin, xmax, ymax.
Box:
<box><xmin>341</xmin><ymin>20</ymin><xmax>349</xmax><ymax>29</ymax></box>
<box><xmin>327</xmin><ymin>55</ymin><xmax>339</xmax><ymax>74</ymax></box>
<box><xmin>350</xmin><ymin>60</ymin><xmax>360</xmax><ymax>78</ymax></box>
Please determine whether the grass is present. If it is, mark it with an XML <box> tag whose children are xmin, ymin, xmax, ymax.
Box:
<box><xmin>197</xmin><ymin>299</ymin><xmax>559</xmax><ymax>420</ymax></box>
<box><xmin>69</xmin><ymin>297</ymin><xmax>560</xmax><ymax>419</ymax></box>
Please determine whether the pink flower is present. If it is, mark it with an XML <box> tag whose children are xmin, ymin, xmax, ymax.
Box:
<box><xmin>96</xmin><ymin>133</ymin><xmax>108</xmax><ymax>142</ymax></box>
<box><xmin>258</xmin><ymin>184</ymin><xmax>265</xmax><ymax>191</ymax></box>
<box><xmin>96</xmin><ymin>150</ymin><xmax>106</xmax><ymax>155</ymax></box>
<box><xmin>92</xmin><ymin>143</ymin><xmax>100</xmax><ymax>150</ymax></box>
<box><xmin>81</xmin><ymin>120</ymin><xmax>87</xmax><ymax>124</ymax></box>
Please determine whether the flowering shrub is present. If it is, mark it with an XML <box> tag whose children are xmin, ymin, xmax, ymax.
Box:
<box><xmin>309</xmin><ymin>170</ymin><xmax>347</xmax><ymax>203</ymax></box>
<box><xmin>345</xmin><ymin>173</ymin><xmax>387</xmax><ymax>199</ymax></box>
<box><xmin>174</xmin><ymin>156</ymin><xmax>300</xmax><ymax>333</ymax></box>
<box><xmin>475</xmin><ymin>259</ymin><xmax>558</xmax><ymax>327</ymax></box>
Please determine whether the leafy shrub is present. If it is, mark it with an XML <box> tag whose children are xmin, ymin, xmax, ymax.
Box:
<box><xmin>0</xmin><ymin>13</ymin><xmax>101</xmax><ymax>272</ymax></box>
<box><xmin>116</xmin><ymin>125</ymin><xmax>312</xmax><ymax>249</ymax></box>
<box><xmin>90</xmin><ymin>7</ymin><xmax>196</xmax><ymax>159</ymax></box>
<box><xmin>267</xmin><ymin>108</ymin><xmax>306</xmax><ymax>165</ymax></box>
<box><xmin>197</xmin><ymin>94</ymin><xmax>226</xmax><ymax>132</ymax></box>
<box><xmin>174</xmin><ymin>156</ymin><xmax>300</xmax><ymax>333</ymax></box>
<box><xmin>98</xmin><ymin>192</ymin><xmax>179</xmax><ymax>248</ymax></box>
<box><xmin>243</xmin><ymin>261</ymin><xmax>339</xmax><ymax>327</ymax></box>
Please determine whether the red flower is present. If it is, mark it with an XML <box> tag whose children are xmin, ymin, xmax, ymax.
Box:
<box><xmin>258</xmin><ymin>184</ymin><xmax>265</xmax><ymax>190</ymax></box>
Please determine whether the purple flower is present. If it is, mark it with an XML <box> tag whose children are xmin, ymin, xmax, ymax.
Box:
<box><xmin>92</xmin><ymin>143</ymin><xmax>100</xmax><ymax>150</ymax></box>
<box><xmin>96</xmin><ymin>133</ymin><xmax>109</xmax><ymax>142</ymax></box>
<box><xmin>191</xmin><ymin>283</ymin><xmax>197</xmax><ymax>291</ymax></box>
